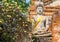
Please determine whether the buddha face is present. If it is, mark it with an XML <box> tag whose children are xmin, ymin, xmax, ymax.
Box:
<box><xmin>36</xmin><ymin>6</ymin><xmax>43</xmax><ymax>14</ymax></box>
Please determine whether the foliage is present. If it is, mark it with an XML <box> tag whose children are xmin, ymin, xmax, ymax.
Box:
<box><xmin>2</xmin><ymin>0</ymin><xmax>29</xmax><ymax>13</ymax></box>
<box><xmin>0</xmin><ymin>1</ymin><xmax>32</xmax><ymax>42</ymax></box>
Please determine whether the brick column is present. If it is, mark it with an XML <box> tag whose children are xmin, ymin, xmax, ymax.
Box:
<box><xmin>52</xmin><ymin>12</ymin><xmax>60</xmax><ymax>42</ymax></box>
